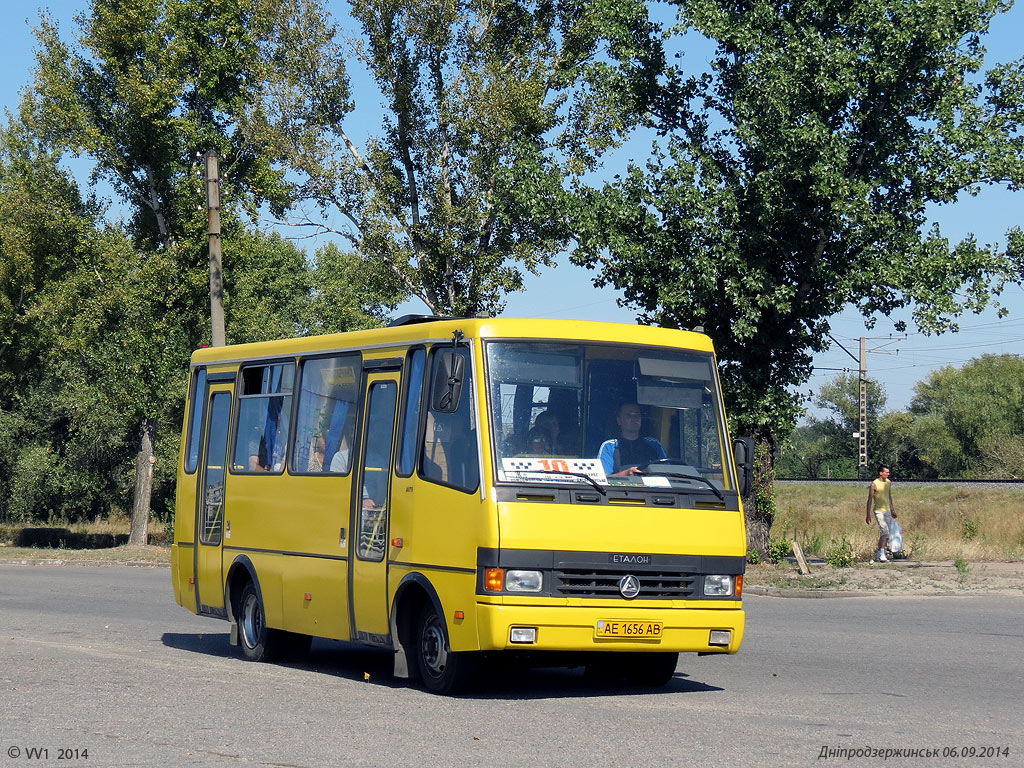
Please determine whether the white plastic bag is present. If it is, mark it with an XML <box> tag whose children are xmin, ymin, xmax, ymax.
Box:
<box><xmin>887</xmin><ymin>514</ymin><xmax>903</xmax><ymax>553</ymax></box>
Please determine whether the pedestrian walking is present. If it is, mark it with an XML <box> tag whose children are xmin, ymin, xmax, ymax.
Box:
<box><xmin>866</xmin><ymin>465</ymin><xmax>897</xmax><ymax>562</ymax></box>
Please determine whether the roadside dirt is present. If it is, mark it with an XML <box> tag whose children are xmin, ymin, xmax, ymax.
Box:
<box><xmin>746</xmin><ymin>559</ymin><xmax>1024</xmax><ymax>596</ymax></box>
<box><xmin>2</xmin><ymin>546</ymin><xmax>1023</xmax><ymax>596</ymax></box>
<box><xmin>0</xmin><ymin>544</ymin><xmax>170</xmax><ymax>567</ymax></box>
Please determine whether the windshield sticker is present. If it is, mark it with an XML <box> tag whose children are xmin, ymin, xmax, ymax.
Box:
<box><xmin>500</xmin><ymin>457</ymin><xmax>608</xmax><ymax>484</ymax></box>
<box><xmin>640</xmin><ymin>475</ymin><xmax>672</xmax><ymax>488</ymax></box>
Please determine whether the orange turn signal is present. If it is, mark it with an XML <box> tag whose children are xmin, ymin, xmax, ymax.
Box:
<box><xmin>735</xmin><ymin>574</ymin><xmax>743</xmax><ymax>597</ymax></box>
<box><xmin>391</xmin><ymin>537</ymin><xmax>404</xmax><ymax>548</ymax></box>
<box><xmin>484</xmin><ymin>568</ymin><xmax>505</xmax><ymax>592</ymax></box>
<box><xmin>304</xmin><ymin>592</ymin><xmax>312</xmax><ymax>601</ymax></box>
<box><xmin>454</xmin><ymin>611</ymin><xmax>465</xmax><ymax>620</ymax></box>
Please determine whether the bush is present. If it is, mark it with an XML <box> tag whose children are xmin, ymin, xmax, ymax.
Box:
<box><xmin>767</xmin><ymin>538</ymin><xmax>792</xmax><ymax>564</ymax></box>
<box><xmin>962</xmin><ymin>519</ymin><xmax>979</xmax><ymax>541</ymax></box>
<box><xmin>825</xmin><ymin>537</ymin><xmax>854</xmax><ymax>568</ymax></box>
<box><xmin>12</xmin><ymin>526</ymin><xmax>132</xmax><ymax>548</ymax></box>
<box><xmin>954</xmin><ymin>555</ymin><xmax>970</xmax><ymax>585</ymax></box>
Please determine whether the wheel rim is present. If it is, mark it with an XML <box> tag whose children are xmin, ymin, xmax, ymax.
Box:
<box><xmin>420</xmin><ymin>613</ymin><xmax>447</xmax><ymax>679</ymax></box>
<box><xmin>241</xmin><ymin>593</ymin><xmax>262</xmax><ymax>649</ymax></box>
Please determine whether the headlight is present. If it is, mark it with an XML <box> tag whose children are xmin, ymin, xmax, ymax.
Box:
<box><xmin>704</xmin><ymin>574</ymin><xmax>734</xmax><ymax>597</ymax></box>
<box><xmin>505</xmin><ymin>570</ymin><xmax>543</xmax><ymax>592</ymax></box>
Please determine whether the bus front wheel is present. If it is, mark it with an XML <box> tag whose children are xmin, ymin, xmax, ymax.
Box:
<box><xmin>414</xmin><ymin>604</ymin><xmax>475</xmax><ymax>695</ymax></box>
<box><xmin>239</xmin><ymin>582</ymin><xmax>284</xmax><ymax>662</ymax></box>
<box><xmin>622</xmin><ymin>652</ymin><xmax>679</xmax><ymax>687</ymax></box>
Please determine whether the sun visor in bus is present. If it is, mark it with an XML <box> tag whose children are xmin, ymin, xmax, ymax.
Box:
<box><xmin>636</xmin><ymin>356</ymin><xmax>712</xmax><ymax>409</ymax></box>
<box><xmin>637</xmin><ymin>383</ymin><xmax>705</xmax><ymax>409</ymax></box>
<box><xmin>637</xmin><ymin>357</ymin><xmax>712</xmax><ymax>381</ymax></box>
<box><xmin>489</xmin><ymin>348</ymin><xmax>581</xmax><ymax>387</ymax></box>
<box><xmin>431</xmin><ymin>351</ymin><xmax>466</xmax><ymax>413</ymax></box>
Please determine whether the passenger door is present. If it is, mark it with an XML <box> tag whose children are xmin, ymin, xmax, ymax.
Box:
<box><xmin>194</xmin><ymin>385</ymin><xmax>233</xmax><ymax>613</ymax></box>
<box><xmin>350</xmin><ymin>373</ymin><xmax>399</xmax><ymax>645</ymax></box>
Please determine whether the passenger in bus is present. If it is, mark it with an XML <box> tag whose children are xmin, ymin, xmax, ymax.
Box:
<box><xmin>329</xmin><ymin>435</ymin><xmax>352</xmax><ymax>473</ymax></box>
<box><xmin>526</xmin><ymin>410</ymin><xmax>560</xmax><ymax>455</ymax></box>
<box><xmin>328</xmin><ymin>410</ymin><xmax>357</xmax><ymax>473</ymax></box>
<box><xmin>307</xmin><ymin>435</ymin><xmax>327</xmax><ymax>472</ymax></box>
<box><xmin>249</xmin><ymin>435</ymin><xmax>270</xmax><ymax>472</ymax></box>
<box><xmin>599</xmin><ymin>403</ymin><xmax>666</xmax><ymax>476</ymax></box>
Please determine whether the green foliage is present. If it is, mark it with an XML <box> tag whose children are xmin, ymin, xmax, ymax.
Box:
<box><xmin>824</xmin><ymin>537</ymin><xmax>855</xmax><ymax>569</ymax></box>
<box><xmin>953</xmin><ymin>554</ymin><xmax>970</xmax><ymax>585</ymax></box>
<box><xmin>29</xmin><ymin>0</ymin><xmax>349</xmax><ymax>251</ymax></box>
<box><xmin>962</xmin><ymin>519</ymin><xmax>980</xmax><ymax>541</ymax></box>
<box><xmin>747</xmin><ymin>549</ymin><xmax>761</xmax><ymax>565</ymax></box>
<box><xmin>779</xmin><ymin>374</ymin><xmax>885</xmax><ymax>478</ymax></box>
<box><xmin>5</xmin><ymin>1</ymin><xmax>396</xmax><ymax>526</ymax></box>
<box><xmin>570</xmin><ymin>0</ymin><xmax>1024</xmax><ymax>516</ymax></box>
<box><xmin>911</xmin><ymin>354</ymin><xmax>1024</xmax><ymax>477</ymax></box>
<box><xmin>766</xmin><ymin>538</ymin><xmax>792</xmax><ymax>564</ymax></box>
<box><xmin>286</xmin><ymin>0</ymin><xmax>663</xmax><ymax>316</ymax></box>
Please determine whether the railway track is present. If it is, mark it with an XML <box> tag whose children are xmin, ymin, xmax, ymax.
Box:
<box><xmin>776</xmin><ymin>478</ymin><xmax>1024</xmax><ymax>489</ymax></box>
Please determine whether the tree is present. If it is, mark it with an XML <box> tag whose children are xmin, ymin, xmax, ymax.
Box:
<box><xmin>910</xmin><ymin>353</ymin><xmax>1024</xmax><ymax>476</ymax></box>
<box><xmin>0</xmin><ymin>122</ymin><xmax>124</xmax><ymax>522</ymax></box>
<box><xmin>282</xmin><ymin>0</ymin><xmax>663</xmax><ymax>316</ymax></box>
<box><xmin>28</xmin><ymin>0</ymin><xmax>356</xmax><ymax>538</ymax></box>
<box><xmin>223</xmin><ymin>231</ymin><xmax>401</xmax><ymax>344</ymax></box>
<box><xmin>778</xmin><ymin>373</ymin><xmax>885</xmax><ymax>478</ymax></box>
<box><xmin>571</xmin><ymin>0</ymin><xmax>1024</xmax><ymax>552</ymax></box>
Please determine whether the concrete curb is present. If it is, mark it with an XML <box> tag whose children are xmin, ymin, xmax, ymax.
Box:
<box><xmin>1</xmin><ymin>558</ymin><xmax>169</xmax><ymax>568</ymax></box>
<box><xmin>745</xmin><ymin>586</ymin><xmax>870</xmax><ymax>598</ymax></box>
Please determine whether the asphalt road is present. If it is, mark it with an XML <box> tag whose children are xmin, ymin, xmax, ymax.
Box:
<box><xmin>1</xmin><ymin>564</ymin><xmax>1021</xmax><ymax>767</ymax></box>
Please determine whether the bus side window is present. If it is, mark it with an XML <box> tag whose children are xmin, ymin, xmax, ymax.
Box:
<box><xmin>291</xmin><ymin>354</ymin><xmax>360</xmax><ymax>475</ymax></box>
<box><xmin>420</xmin><ymin>346</ymin><xmax>478</xmax><ymax>492</ymax></box>
<box><xmin>184</xmin><ymin>367</ymin><xmax>207</xmax><ymax>474</ymax></box>
<box><xmin>397</xmin><ymin>348</ymin><xmax>426</xmax><ymax>476</ymax></box>
<box><xmin>232</xmin><ymin>362</ymin><xmax>295</xmax><ymax>473</ymax></box>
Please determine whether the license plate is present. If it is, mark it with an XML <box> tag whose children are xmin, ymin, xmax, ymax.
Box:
<box><xmin>595</xmin><ymin>620</ymin><xmax>663</xmax><ymax>640</ymax></box>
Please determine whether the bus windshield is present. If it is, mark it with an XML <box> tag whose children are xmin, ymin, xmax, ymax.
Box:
<box><xmin>485</xmin><ymin>341</ymin><xmax>735</xmax><ymax>494</ymax></box>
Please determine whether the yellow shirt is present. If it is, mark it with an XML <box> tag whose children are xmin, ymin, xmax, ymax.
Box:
<box><xmin>871</xmin><ymin>478</ymin><xmax>891</xmax><ymax>513</ymax></box>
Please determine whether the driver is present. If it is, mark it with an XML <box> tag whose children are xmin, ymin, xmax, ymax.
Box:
<box><xmin>598</xmin><ymin>403</ymin><xmax>666</xmax><ymax>476</ymax></box>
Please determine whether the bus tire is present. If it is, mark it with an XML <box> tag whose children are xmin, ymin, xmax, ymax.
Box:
<box><xmin>414</xmin><ymin>603</ymin><xmax>475</xmax><ymax>695</ymax></box>
<box><xmin>622</xmin><ymin>652</ymin><xmax>679</xmax><ymax>687</ymax></box>
<box><xmin>238</xmin><ymin>581</ymin><xmax>284</xmax><ymax>662</ymax></box>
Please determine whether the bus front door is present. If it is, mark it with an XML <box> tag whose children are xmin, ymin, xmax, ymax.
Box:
<box><xmin>195</xmin><ymin>386</ymin><xmax>233</xmax><ymax>614</ymax></box>
<box><xmin>350</xmin><ymin>373</ymin><xmax>399</xmax><ymax>646</ymax></box>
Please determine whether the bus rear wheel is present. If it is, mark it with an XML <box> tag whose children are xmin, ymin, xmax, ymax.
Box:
<box><xmin>238</xmin><ymin>582</ymin><xmax>284</xmax><ymax>662</ymax></box>
<box><xmin>414</xmin><ymin>604</ymin><xmax>475</xmax><ymax>695</ymax></box>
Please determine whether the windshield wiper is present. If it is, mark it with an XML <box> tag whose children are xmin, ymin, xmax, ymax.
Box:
<box><xmin>642</xmin><ymin>471</ymin><xmax>725</xmax><ymax>502</ymax></box>
<box><xmin>528</xmin><ymin>470</ymin><xmax>607</xmax><ymax>496</ymax></box>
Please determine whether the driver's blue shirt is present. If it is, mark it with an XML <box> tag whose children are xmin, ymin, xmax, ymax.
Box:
<box><xmin>598</xmin><ymin>436</ymin><xmax>666</xmax><ymax>474</ymax></box>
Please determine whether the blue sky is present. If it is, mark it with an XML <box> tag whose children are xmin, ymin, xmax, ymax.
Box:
<box><xmin>3</xmin><ymin>0</ymin><xmax>1022</xmax><ymax>417</ymax></box>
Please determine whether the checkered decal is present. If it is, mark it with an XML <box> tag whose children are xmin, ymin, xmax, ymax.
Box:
<box><xmin>499</xmin><ymin>457</ymin><xmax>608</xmax><ymax>484</ymax></box>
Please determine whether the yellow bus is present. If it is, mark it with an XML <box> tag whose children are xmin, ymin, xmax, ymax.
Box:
<box><xmin>171</xmin><ymin>316</ymin><xmax>752</xmax><ymax>693</ymax></box>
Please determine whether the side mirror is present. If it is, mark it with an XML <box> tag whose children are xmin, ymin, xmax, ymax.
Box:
<box><xmin>732</xmin><ymin>436</ymin><xmax>755</xmax><ymax>497</ymax></box>
<box><xmin>431</xmin><ymin>350</ymin><xmax>465</xmax><ymax>413</ymax></box>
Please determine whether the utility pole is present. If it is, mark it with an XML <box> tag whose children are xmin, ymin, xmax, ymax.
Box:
<box><xmin>858</xmin><ymin>337</ymin><xmax>868</xmax><ymax>476</ymax></box>
<box><xmin>826</xmin><ymin>332</ymin><xmax>905</xmax><ymax>478</ymax></box>
<box><xmin>205</xmin><ymin>151</ymin><xmax>226</xmax><ymax>347</ymax></box>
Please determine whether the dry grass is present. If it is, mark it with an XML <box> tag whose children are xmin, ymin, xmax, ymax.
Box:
<box><xmin>774</xmin><ymin>483</ymin><xmax>1024</xmax><ymax>561</ymax></box>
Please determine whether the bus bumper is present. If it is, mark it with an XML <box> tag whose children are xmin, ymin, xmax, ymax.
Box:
<box><xmin>474</xmin><ymin>603</ymin><xmax>744</xmax><ymax>654</ymax></box>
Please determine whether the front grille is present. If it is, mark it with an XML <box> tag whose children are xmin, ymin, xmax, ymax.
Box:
<box><xmin>554</xmin><ymin>568</ymin><xmax>697</xmax><ymax>599</ymax></box>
